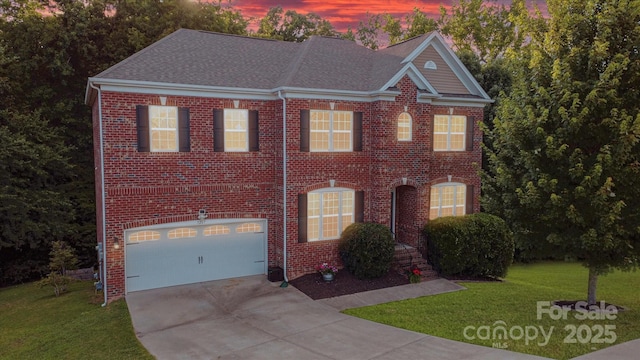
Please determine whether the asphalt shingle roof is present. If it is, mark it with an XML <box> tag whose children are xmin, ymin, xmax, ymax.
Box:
<box><xmin>94</xmin><ymin>29</ymin><xmax>428</xmax><ymax>93</ymax></box>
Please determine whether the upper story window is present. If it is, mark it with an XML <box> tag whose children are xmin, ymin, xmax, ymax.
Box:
<box><xmin>213</xmin><ymin>109</ymin><xmax>259</xmax><ymax>152</ymax></box>
<box><xmin>149</xmin><ymin>106</ymin><xmax>178</xmax><ymax>151</ymax></box>
<box><xmin>136</xmin><ymin>105</ymin><xmax>190</xmax><ymax>152</ymax></box>
<box><xmin>300</xmin><ymin>110</ymin><xmax>363</xmax><ymax>152</ymax></box>
<box><xmin>224</xmin><ymin>109</ymin><xmax>249</xmax><ymax>152</ymax></box>
<box><xmin>433</xmin><ymin>114</ymin><xmax>466</xmax><ymax>151</ymax></box>
<box><xmin>307</xmin><ymin>188</ymin><xmax>354</xmax><ymax>241</ymax></box>
<box><xmin>397</xmin><ymin>112</ymin><xmax>412</xmax><ymax>141</ymax></box>
<box><xmin>429</xmin><ymin>183</ymin><xmax>466</xmax><ymax>219</ymax></box>
<box><xmin>311</xmin><ymin>110</ymin><xmax>352</xmax><ymax>151</ymax></box>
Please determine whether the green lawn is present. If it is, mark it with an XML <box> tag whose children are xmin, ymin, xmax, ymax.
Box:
<box><xmin>345</xmin><ymin>262</ymin><xmax>640</xmax><ymax>360</ymax></box>
<box><xmin>0</xmin><ymin>280</ymin><xmax>152</xmax><ymax>360</ymax></box>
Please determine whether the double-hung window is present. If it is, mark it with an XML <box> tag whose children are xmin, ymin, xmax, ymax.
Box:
<box><xmin>307</xmin><ymin>188</ymin><xmax>354</xmax><ymax>241</ymax></box>
<box><xmin>429</xmin><ymin>183</ymin><xmax>466</xmax><ymax>219</ymax></box>
<box><xmin>149</xmin><ymin>106</ymin><xmax>178</xmax><ymax>151</ymax></box>
<box><xmin>213</xmin><ymin>109</ymin><xmax>259</xmax><ymax>152</ymax></box>
<box><xmin>224</xmin><ymin>109</ymin><xmax>249</xmax><ymax>152</ymax></box>
<box><xmin>433</xmin><ymin>114</ymin><xmax>467</xmax><ymax>151</ymax></box>
<box><xmin>136</xmin><ymin>105</ymin><xmax>190</xmax><ymax>152</ymax></box>
<box><xmin>310</xmin><ymin>110</ymin><xmax>352</xmax><ymax>151</ymax></box>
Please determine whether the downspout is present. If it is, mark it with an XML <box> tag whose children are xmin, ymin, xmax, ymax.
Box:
<box><xmin>277</xmin><ymin>90</ymin><xmax>289</xmax><ymax>285</ymax></box>
<box><xmin>90</xmin><ymin>81</ymin><xmax>108</xmax><ymax>307</ymax></box>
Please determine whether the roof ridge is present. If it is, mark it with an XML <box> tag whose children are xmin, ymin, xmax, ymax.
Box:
<box><xmin>196</xmin><ymin>30</ymin><xmax>280</xmax><ymax>42</ymax></box>
<box><xmin>384</xmin><ymin>32</ymin><xmax>432</xmax><ymax>49</ymax></box>
<box><xmin>279</xmin><ymin>37</ymin><xmax>313</xmax><ymax>87</ymax></box>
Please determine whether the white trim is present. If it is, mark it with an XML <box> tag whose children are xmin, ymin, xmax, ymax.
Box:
<box><xmin>87</xmin><ymin>78</ymin><xmax>404</xmax><ymax>104</ymax></box>
<box><xmin>378</xmin><ymin>62</ymin><xmax>438</xmax><ymax>95</ymax></box>
<box><xmin>430</xmin><ymin>96</ymin><xmax>492</xmax><ymax>107</ymax></box>
<box><xmin>401</xmin><ymin>32</ymin><xmax>491</xmax><ymax>101</ymax></box>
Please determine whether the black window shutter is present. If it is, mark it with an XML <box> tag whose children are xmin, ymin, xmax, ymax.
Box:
<box><xmin>298</xmin><ymin>194</ymin><xmax>308</xmax><ymax>243</ymax></box>
<box><xmin>466</xmin><ymin>116</ymin><xmax>475</xmax><ymax>151</ymax></box>
<box><xmin>249</xmin><ymin>110</ymin><xmax>259</xmax><ymax>152</ymax></box>
<box><xmin>355</xmin><ymin>191</ymin><xmax>364</xmax><ymax>223</ymax></box>
<box><xmin>353</xmin><ymin>112</ymin><xmax>363</xmax><ymax>151</ymax></box>
<box><xmin>466</xmin><ymin>185</ymin><xmax>474</xmax><ymax>214</ymax></box>
<box><xmin>178</xmin><ymin>107</ymin><xmax>190</xmax><ymax>152</ymax></box>
<box><xmin>213</xmin><ymin>109</ymin><xmax>224</xmax><ymax>152</ymax></box>
<box><xmin>430</xmin><ymin>115</ymin><xmax>436</xmax><ymax>151</ymax></box>
<box><xmin>136</xmin><ymin>105</ymin><xmax>150</xmax><ymax>152</ymax></box>
<box><xmin>300</xmin><ymin>109</ymin><xmax>309</xmax><ymax>152</ymax></box>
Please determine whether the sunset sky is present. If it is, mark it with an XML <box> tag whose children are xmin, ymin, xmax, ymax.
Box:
<box><xmin>227</xmin><ymin>0</ymin><xmax>546</xmax><ymax>33</ymax></box>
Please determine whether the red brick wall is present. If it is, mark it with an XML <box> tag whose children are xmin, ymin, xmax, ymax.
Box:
<box><xmin>96</xmin><ymin>75</ymin><xmax>483</xmax><ymax>301</ymax></box>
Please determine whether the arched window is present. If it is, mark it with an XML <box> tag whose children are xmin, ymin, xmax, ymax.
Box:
<box><xmin>128</xmin><ymin>230</ymin><xmax>160</xmax><ymax>243</ymax></box>
<box><xmin>397</xmin><ymin>112</ymin><xmax>412</xmax><ymax>141</ymax></box>
<box><xmin>430</xmin><ymin>183</ymin><xmax>466</xmax><ymax>219</ymax></box>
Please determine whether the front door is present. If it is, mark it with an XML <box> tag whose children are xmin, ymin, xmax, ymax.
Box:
<box><xmin>392</xmin><ymin>185</ymin><xmax>418</xmax><ymax>246</ymax></box>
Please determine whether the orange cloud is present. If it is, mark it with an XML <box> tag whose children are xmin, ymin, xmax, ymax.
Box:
<box><xmin>229</xmin><ymin>0</ymin><xmax>449</xmax><ymax>32</ymax></box>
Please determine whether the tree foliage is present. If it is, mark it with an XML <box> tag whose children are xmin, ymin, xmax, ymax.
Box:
<box><xmin>255</xmin><ymin>6</ymin><xmax>336</xmax><ymax>42</ymax></box>
<box><xmin>483</xmin><ymin>0</ymin><xmax>640</xmax><ymax>303</ymax></box>
<box><xmin>0</xmin><ymin>0</ymin><xmax>249</xmax><ymax>285</ymax></box>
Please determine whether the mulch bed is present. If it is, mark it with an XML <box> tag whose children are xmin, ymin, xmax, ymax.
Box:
<box><xmin>289</xmin><ymin>270</ymin><xmax>411</xmax><ymax>300</ymax></box>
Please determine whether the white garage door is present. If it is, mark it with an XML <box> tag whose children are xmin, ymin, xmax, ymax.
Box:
<box><xmin>125</xmin><ymin>219</ymin><xmax>267</xmax><ymax>292</ymax></box>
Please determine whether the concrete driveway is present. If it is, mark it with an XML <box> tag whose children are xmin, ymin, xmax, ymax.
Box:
<box><xmin>127</xmin><ymin>275</ymin><xmax>549</xmax><ymax>359</ymax></box>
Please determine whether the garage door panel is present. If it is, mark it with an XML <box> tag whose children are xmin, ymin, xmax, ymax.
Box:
<box><xmin>126</xmin><ymin>221</ymin><xmax>267</xmax><ymax>293</ymax></box>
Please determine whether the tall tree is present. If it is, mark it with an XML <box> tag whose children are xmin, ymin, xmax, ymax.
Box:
<box><xmin>483</xmin><ymin>0</ymin><xmax>640</xmax><ymax>304</ymax></box>
<box><xmin>255</xmin><ymin>6</ymin><xmax>336</xmax><ymax>42</ymax></box>
<box><xmin>438</xmin><ymin>0</ymin><xmax>528</xmax><ymax>64</ymax></box>
<box><xmin>356</xmin><ymin>12</ymin><xmax>381</xmax><ymax>49</ymax></box>
<box><xmin>0</xmin><ymin>0</ymin><xmax>249</xmax><ymax>284</ymax></box>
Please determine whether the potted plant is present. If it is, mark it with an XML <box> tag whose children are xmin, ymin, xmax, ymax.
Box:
<box><xmin>316</xmin><ymin>263</ymin><xmax>338</xmax><ymax>282</ymax></box>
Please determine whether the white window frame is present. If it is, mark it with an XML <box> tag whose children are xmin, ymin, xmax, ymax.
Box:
<box><xmin>149</xmin><ymin>105</ymin><xmax>179</xmax><ymax>152</ymax></box>
<box><xmin>224</xmin><ymin>109</ymin><xmax>249</xmax><ymax>152</ymax></box>
<box><xmin>430</xmin><ymin>182</ymin><xmax>466</xmax><ymax>219</ymax></box>
<box><xmin>397</xmin><ymin>112</ymin><xmax>412</xmax><ymax>141</ymax></box>
<box><xmin>310</xmin><ymin>110</ymin><xmax>353</xmax><ymax>152</ymax></box>
<box><xmin>433</xmin><ymin>114</ymin><xmax>466</xmax><ymax>151</ymax></box>
<box><xmin>308</xmin><ymin>187</ymin><xmax>355</xmax><ymax>241</ymax></box>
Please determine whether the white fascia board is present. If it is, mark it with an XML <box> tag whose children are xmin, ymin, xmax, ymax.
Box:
<box><xmin>276</xmin><ymin>87</ymin><xmax>400</xmax><ymax>102</ymax></box>
<box><xmin>89</xmin><ymin>78</ymin><xmax>278</xmax><ymax>100</ymax></box>
<box><xmin>431</xmin><ymin>96</ymin><xmax>493</xmax><ymax>108</ymax></box>
<box><xmin>88</xmin><ymin>78</ymin><xmax>403</xmax><ymax>103</ymax></box>
<box><xmin>379</xmin><ymin>63</ymin><xmax>439</xmax><ymax>95</ymax></box>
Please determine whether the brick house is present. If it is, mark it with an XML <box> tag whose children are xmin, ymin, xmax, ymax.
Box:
<box><xmin>85</xmin><ymin>29</ymin><xmax>491</xmax><ymax>302</ymax></box>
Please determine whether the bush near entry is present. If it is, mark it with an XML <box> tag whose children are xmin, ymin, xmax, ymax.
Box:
<box><xmin>423</xmin><ymin>213</ymin><xmax>514</xmax><ymax>278</ymax></box>
<box><xmin>338</xmin><ymin>222</ymin><xmax>395</xmax><ymax>279</ymax></box>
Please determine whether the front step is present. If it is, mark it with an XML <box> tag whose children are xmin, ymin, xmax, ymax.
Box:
<box><xmin>393</xmin><ymin>244</ymin><xmax>438</xmax><ymax>279</ymax></box>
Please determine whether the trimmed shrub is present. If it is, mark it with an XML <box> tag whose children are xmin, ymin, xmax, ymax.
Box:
<box><xmin>338</xmin><ymin>222</ymin><xmax>395</xmax><ymax>279</ymax></box>
<box><xmin>423</xmin><ymin>213</ymin><xmax>514</xmax><ymax>278</ymax></box>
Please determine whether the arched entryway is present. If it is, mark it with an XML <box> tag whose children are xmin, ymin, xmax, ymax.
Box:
<box><xmin>390</xmin><ymin>185</ymin><xmax>419</xmax><ymax>247</ymax></box>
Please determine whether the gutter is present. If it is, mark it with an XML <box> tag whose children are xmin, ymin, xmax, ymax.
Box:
<box><xmin>89</xmin><ymin>81</ymin><xmax>108</xmax><ymax>307</ymax></box>
<box><xmin>277</xmin><ymin>90</ymin><xmax>289</xmax><ymax>285</ymax></box>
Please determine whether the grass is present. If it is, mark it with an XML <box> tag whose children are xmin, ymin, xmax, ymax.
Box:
<box><xmin>344</xmin><ymin>262</ymin><xmax>640</xmax><ymax>360</ymax></box>
<box><xmin>0</xmin><ymin>280</ymin><xmax>152</xmax><ymax>360</ymax></box>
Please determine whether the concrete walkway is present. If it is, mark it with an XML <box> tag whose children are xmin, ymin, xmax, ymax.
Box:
<box><xmin>127</xmin><ymin>276</ymin><xmax>550</xmax><ymax>359</ymax></box>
